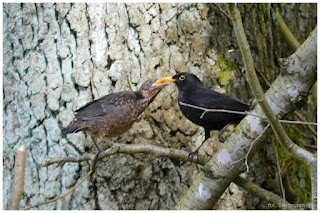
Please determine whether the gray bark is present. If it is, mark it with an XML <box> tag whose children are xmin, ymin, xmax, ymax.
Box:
<box><xmin>3</xmin><ymin>3</ymin><xmax>316</xmax><ymax>210</ymax></box>
<box><xmin>174</xmin><ymin>22</ymin><xmax>317</xmax><ymax>211</ymax></box>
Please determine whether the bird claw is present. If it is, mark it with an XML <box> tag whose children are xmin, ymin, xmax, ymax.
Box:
<box><xmin>188</xmin><ymin>149</ymin><xmax>199</xmax><ymax>162</ymax></box>
<box><xmin>219</xmin><ymin>123</ymin><xmax>233</xmax><ymax>143</ymax></box>
<box><xmin>90</xmin><ymin>151</ymin><xmax>101</xmax><ymax>171</ymax></box>
<box><xmin>218</xmin><ymin>133</ymin><xmax>226</xmax><ymax>143</ymax></box>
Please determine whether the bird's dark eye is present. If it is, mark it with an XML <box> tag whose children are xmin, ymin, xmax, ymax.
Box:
<box><xmin>179</xmin><ymin>75</ymin><xmax>185</xmax><ymax>81</ymax></box>
<box><xmin>149</xmin><ymin>80</ymin><xmax>153</xmax><ymax>84</ymax></box>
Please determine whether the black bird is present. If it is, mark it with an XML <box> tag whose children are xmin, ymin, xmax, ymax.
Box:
<box><xmin>156</xmin><ymin>72</ymin><xmax>250</xmax><ymax>158</ymax></box>
<box><xmin>63</xmin><ymin>79</ymin><xmax>167</xmax><ymax>151</ymax></box>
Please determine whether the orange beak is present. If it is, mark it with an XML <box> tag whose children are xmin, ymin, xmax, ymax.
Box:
<box><xmin>153</xmin><ymin>76</ymin><xmax>176</xmax><ymax>85</ymax></box>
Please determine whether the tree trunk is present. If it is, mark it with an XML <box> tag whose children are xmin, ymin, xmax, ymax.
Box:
<box><xmin>3</xmin><ymin>3</ymin><xmax>316</xmax><ymax>210</ymax></box>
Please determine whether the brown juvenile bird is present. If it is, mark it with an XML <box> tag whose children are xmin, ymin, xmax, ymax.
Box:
<box><xmin>62</xmin><ymin>79</ymin><xmax>167</xmax><ymax>151</ymax></box>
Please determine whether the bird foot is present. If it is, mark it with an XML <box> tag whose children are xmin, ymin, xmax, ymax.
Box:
<box><xmin>188</xmin><ymin>149</ymin><xmax>200</xmax><ymax>162</ymax></box>
<box><xmin>90</xmin><ymin>151</ymin><xmax>101</xmax><ymax>171</ymax></box>
<box><xmin>219</xmin><ymin>123</ymin><xmax>234</xmax><ymax>143</ymax></box>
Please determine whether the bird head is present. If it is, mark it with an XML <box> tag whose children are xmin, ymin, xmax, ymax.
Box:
<box><xmin>137</xmin><ymin>79</ymin><xmax>167</xmax><ymax>101</ymax></box>
<box><xmin>154</xmin><ymin>72</ymin><xmax>204</xmax><ymax>91</ymax></box>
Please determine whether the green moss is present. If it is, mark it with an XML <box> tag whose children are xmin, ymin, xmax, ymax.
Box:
<box><xmin>216</xmin><ymin>57</ymin><xmax>235</xmax><ymax>86</ymax></box>
<box><xmin>275</xmin><ymin>123</ymin><xmax>312</xmax><ymax>204</ymax></box>
<box><xmin>255</xmin><ymin>4</ymin><xmax>267</xmax><ymax>33</ymax></box>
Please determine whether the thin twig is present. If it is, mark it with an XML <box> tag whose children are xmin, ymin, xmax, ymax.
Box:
<box><xmin>179</xmin><ymin>102</ymin><xmax>317</xmax><ymax>126</ymax></box>
<box><xmin>23</xmin><ymin>169</ymin><xmax>94</xmax><ymax>210</ymax></box>
<box><xmin>231</xmin><ymin>124</ymin><xmax>270</xmax><ymax>172</ymax></box>
<box><xmin>304</xmin><ymin>144</ymin><xmax>317</xmax><ymax>150</ymax></box>
<box><xmin>213</xmin><ymin>3</ymin><xmax>231</xmax><ymax>19</ymax></box>
<box><xmin>272</xmin><ymin>140</ymin><xmax>286</xmax><ymax>210</ymax></box>
<box><xmin>294</xmin><ymin>111</ymin><xmax>317</xmax><ymax>136</ymax></box>
<box><xmin>24</xmin><ymin>148</ymin><xmax>103</xmax><ymax>210</ymax></box>
<box><xmin>254</xmin><ymin>63</ymin><xmax>272</xmax><ymax>87</ymax></box>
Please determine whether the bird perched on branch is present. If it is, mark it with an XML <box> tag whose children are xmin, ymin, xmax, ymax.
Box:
<box><xmin>62</xmin><ymin>79</ymin><xmax>167</xmax><ymax>151</ymax></box>
<box><xmin>155</xmin><ymin>72</ymin><xmax>250</xmax><ymax>158</ymax></box>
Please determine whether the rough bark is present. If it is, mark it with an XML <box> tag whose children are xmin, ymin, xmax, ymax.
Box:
<box><xmin>3</xmin><ymin>3</ymin><xmax>316</xmax><ymax>210</ymax></box>
<box><xmin>174</xmin><ymin>27</ymin><xmax>317</xmax><ymax>209</ymax></box>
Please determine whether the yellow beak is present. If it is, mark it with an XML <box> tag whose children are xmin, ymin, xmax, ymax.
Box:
<box><xmin>153</xmin><ymin>76</ymin><xmax>176</xmax><ymax>85</ymax></box>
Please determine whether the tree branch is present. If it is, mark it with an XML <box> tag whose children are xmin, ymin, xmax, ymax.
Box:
<box><xmin>39</xmin><ymin>139</ymin><xmax>294</xmax><ymax>210</ymax></box>
<box><xmin>274</xmin><ymin>8</ymin><xmax>300</xmax><ymax>51</ymax></box>
<box><xmin>273</xmin><ymin>8</ymin><xmax>317</xmax><ymax>139</ymax></box>
<box><xmin>179</xmin><ymin>102</ymin><xmax>317</xmax><ymax>126</ymax></box>
<box><xmin>225</xmin><ymin>5</ymin><xmax>317</xmax><ymax>210</ymax></box>
<box><xmin>41</xmin><ymin>143</ymin><xmax>208</xmax><ymax>167</ymax></box>
<box><xmin>173</xmin><ymin>5</ymin><xmax>317</xmax><ymax>209</ymax></box>
<box><xmin>272</xmin><ymin>140</ymin><xmax>286</xmax><ymax>209</ymax></box>
<box><xmin>7</xmin><ymin>146</ymin><xmax>27</xmax><ymax>210</ymax></box>
<box><xmin>23</xmin><ymin>169</ymin><xmax>94</xmax><ymax>210</ymax></box>
<box><xmin>233</xmin><ymin>176</ymin><xmax>295</xmax><ymax>210</ymax></box>
<box><xmin>227</xmin><ymin>3</ymin><xmax>316</xmax><ymax>167</ymax></box>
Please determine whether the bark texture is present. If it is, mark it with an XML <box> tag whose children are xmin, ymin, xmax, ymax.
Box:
<box><xmin>3</xmin><ymin>3</ymin><xmax>316</xmax><ymax>210</ymax></box>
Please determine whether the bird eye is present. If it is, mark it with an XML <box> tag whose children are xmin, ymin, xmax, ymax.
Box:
<box><xmin>179</xmin><ymin>75</ymin><xmax>185</xmax><ymax>81</ymax></box>
<box><xmin>149</xmin><ymin>80</ymin><xmax>153</xmax><ymax>84</ymax></box>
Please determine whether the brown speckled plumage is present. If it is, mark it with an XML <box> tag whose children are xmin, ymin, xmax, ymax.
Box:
<box><xmin>62</xmin><ymin>80</ymin><xmax>166</xmax><ymax>140</ymax></box>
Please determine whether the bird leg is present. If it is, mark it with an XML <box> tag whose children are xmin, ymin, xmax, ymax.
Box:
<box><xmin>91</xmin><ymin>138</ymin><xmax>101</xmax><ymax>152</ymax></box>
<box><xmin>188</xmin><ymin>129</ymin><xmax>211</xmax><ymax>161</ymax></box>
<box><xmin>91</xmin><ymin>138</ymin><xmax>101</xmax><ymax>171</ymax></box>
<box><xmin>188</xmin><ymin>139</ymin><xmax>207</xmax><ymax>161</ymax></box>
<box><xmin>103</xmin><ymin>137</ymin><xmax>114</xmax><ymax>147</ymax></box>
<box><xmin>218</xmin><ymin>123</ymin><xmax>233</xmax><ymax>143</ymax></box>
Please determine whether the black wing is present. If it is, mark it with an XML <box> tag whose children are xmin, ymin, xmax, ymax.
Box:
<box><xmin>188</xmin><ymin>89</ymin><xmax>249</xmax><ymax>111</ymax></box>
<box><xmin>75</xmin><ymin>91</ymin><xmax>137</xmax><ymax>120</ymax></box>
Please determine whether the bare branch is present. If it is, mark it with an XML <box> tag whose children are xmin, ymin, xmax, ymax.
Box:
<box><xmin>7</xmin><ymin>146</ymin><xmax>27</xmax><ymax>210</ymax></box>
<box><xmin>274</xmin><ymin>8</ymin><xmax>300</xmax><ymax>51</ymax></box>
<box><xmin>272</xmin><ymin>140</ymin><xmax>286</xmax><ymax>210</ymax></box>
<box><xmin>213</xmin><ymin>3</ymin><xmax>230</xmax><ymax>19</ymax></box>
<box><xmin>39</xmin><ymin>138</ymin><xmax>296</xmax><ymax>210</ymax></box>
<box><xmin>231</xmin><ymin>124</ymin><xmax>270</xmax><ymax>172</ymax></box>
<box><xmin>226</xmin><ymin>3</ymin><xmax>316</xmax><ymax>166</ymax></box>
<box><xmin>233</xmin><ymin>176</ymin><xmax>294</xmax><ymax>210</ymax></box>
<box><xmin>179</xmin><ymin>102</ymin><xmax>317</xmax><ymax>126</ymax></box>
<box><xmin>23</xmin><ymin>169</ymin><xmax>94</xmax><ymax>210</ymax></box>
<box><xmin>41</xmin><ymin>143</ymin><xmax>209</xmax><ymax>167</ymax></box>
<box><xmin>38</xmin><ymin>138</ymin><xmax>297</xmax><ymax>211</ymax></box>
<box><xmin>174</xmin><ymin>6</ymin><xmax>316</xmax><ymax>210</ymax></box>
<box><xmin>226</xmin><ymin>4</ymin><xmax>317</xmax><ymax>209</ymax></box>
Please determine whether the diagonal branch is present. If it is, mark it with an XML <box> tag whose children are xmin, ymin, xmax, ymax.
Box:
<box><xmin>274</xmin><ymin>8</ymin><xmax>300</xmax><ymax>51</ymax></box>
<box><xmin>233</xmin><ymin>176</ymin><xmax>295</xmax><ymax>210</ymax></box>
<box><xmin>23</xmin><ymin>169</ymin><xmax>94</xmax><ymax>210</ymax></box>
<box><xmin>173</xmin><ymin>5</ymin><xmax>317</xmax><ymax>209</ymax></box>
<box><xmin>226</xmin><ymin>4</ymin><xmax>317</xmax><ymax>209</ymax></box>
<box><xmin>226</xmin><ymin>3</ymin><xmax>316</xmax><ymax>167</ymax></box>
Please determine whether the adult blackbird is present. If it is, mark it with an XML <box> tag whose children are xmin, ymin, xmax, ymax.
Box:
<box><xmin>62</xmin><ymin>79</ymin><xmax>167</xmax><ymax>151</ymax></box>
<box><xmin>156</xmin><ymin>72</ymin><xmax>250</xmax><ymax>158</ymax></box>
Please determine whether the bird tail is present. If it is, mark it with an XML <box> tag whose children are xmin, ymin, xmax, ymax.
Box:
<box><xmin>62</xmin><ymin>120</ymin><xmax>82</xmax><ymax>134</ymax></box>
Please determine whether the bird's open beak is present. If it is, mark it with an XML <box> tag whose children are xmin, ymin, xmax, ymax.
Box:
<box><xmin>153</xmin><ymin>76</ymin><xmax>176</xmax><ymax>85</ymax></box>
